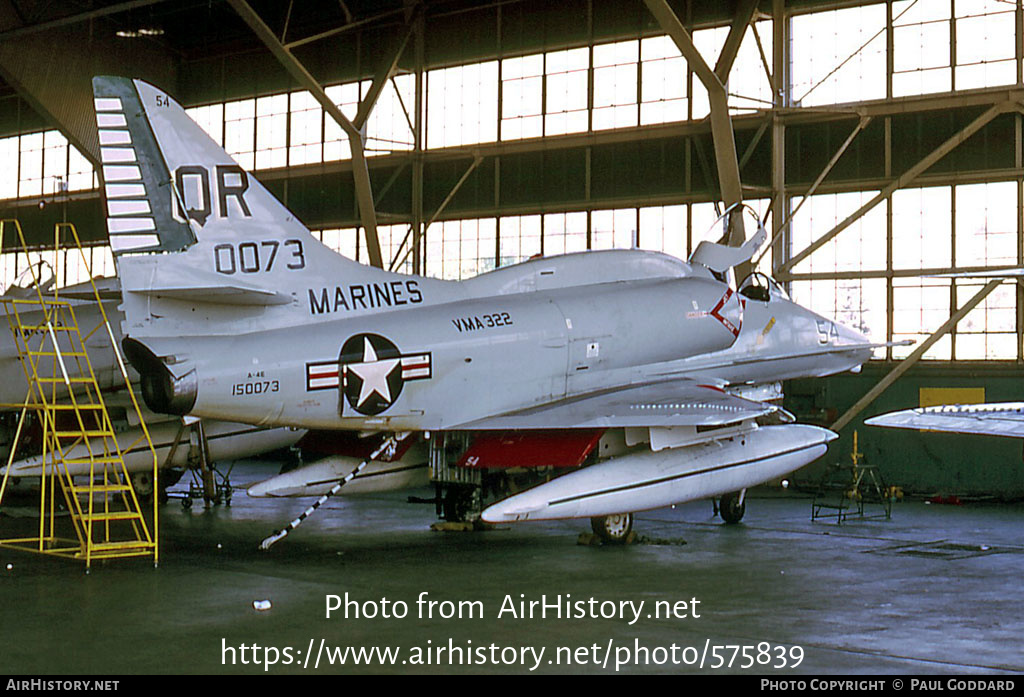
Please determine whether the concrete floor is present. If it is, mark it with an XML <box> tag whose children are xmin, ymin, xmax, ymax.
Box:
<box><xmin>0</xmin><ymin>459</ymin><xmax>1021</xmax><ymax>675</ymax></box>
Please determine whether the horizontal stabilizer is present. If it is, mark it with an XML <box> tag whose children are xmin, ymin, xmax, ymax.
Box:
<box><xmin>865</xmin><ymin>402</ymin><xmax>1024</xmax><ymax>439</ymax></box>
<box><xmin>134</xmin><ymin>283</ymin><xmax>291</xmax><ymax>306</ymax></box>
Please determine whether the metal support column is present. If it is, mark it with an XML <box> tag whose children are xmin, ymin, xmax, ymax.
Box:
<box><xmin>226</xmin><ymin>0</ymin><xmax>412</xmax><ymax>269</ymax></box>
<box><xmin>643</xmin><ymin>0</ymin><xmax>752</xmax><ymax>257</ymax></box>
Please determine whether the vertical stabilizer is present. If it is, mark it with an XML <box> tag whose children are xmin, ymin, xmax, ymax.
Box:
<box><xmin>91</xmin><ymin>77</ymin><xmax>458</xmax><ymax>338</ymax></box>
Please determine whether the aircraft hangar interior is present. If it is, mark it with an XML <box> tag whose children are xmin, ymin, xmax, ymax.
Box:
<box><xmin>0</xmin><ymin>0</ymin><xmax>1022</xmax><ymax>679</ymax></box>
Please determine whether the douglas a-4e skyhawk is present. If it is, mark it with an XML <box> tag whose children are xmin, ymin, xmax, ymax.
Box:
<box><xmin>90</xmin><ymin>76</ymin><xmax>883</xmax><ymax>542</ymax></box>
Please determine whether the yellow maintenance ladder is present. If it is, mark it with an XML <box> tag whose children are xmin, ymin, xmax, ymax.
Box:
<box><xmin>0</xmin><ymin>221</ymin><xmax>159</xmax><ymax>569</ymax></box>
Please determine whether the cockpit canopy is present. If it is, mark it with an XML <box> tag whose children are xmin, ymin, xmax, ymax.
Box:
<box><xmin>738</xmin><ymin>272</ymin><xmax>789</xmax><ymax>302</ymax></box>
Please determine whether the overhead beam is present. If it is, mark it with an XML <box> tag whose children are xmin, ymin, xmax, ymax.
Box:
<box><xmin>644</xmin><ymin>0</ymin><xmax>746</xmax><ymax>250</ymax></box>
<box><xmin>0</xmin><ymin>0</ymin><xmax>166</xmax><ymax>40</ymax></box>
<box><xmin>353</xmin><ymin>17</ymin><xmax>416</xmax><ymax>132</ymax></box>
<box><xmin>226</xmin><ymin>0</ymin><xmax>385</xmax><ymax>268</ymax></box>
<box><xmin>778</xmin><ymin>101</ymin><xmax>1015</xmax><ymax>278</ymax></box>
<box><xmin>768</xmin><ymin>0</ymin><xmax>787</xmax><ymax>275</ymax></box>
<box><xmin>831</xmin><ymin>279</ymin><xmax>1004</xmax><ymax>433</ymax></box>
<box><xmin>714</xmin><ymin>0</ymin><xmax>759</xmax><ymax>83</ymax></box>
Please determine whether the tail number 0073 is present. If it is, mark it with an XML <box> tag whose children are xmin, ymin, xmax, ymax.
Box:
<box><xmin>214</xmin><ymin>240</ymin><xmax>306</xmax><ymax>274</ymax></box>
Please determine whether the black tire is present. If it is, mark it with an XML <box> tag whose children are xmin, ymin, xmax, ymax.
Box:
<box><xmin>590</xmin><ymin>513</ymin><xmax>633</xmax><ymax>544</ymax></box>
<box><xmin>720</xmin><ymin>491</ymin><xmax>745</xmax><ymax>524</ymax></box>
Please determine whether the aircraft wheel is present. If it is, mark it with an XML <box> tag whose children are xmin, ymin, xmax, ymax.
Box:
<box><xmin>720</xmin><ymin>491</ymin><xmax>745</xmax><ymax>524</ymax></box>
<box><xmin>590</xmin><ymin>513</ymin><xmax>633</xmax><ymax>544</ymax></box>
<box><xmin>130</xmin><ymin>471</ymin><xmax>155</xmax><ymax>500</ymax></box>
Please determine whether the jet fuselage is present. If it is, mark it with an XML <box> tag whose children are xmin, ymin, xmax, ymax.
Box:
<box><xmin>132</xmin><ymin>271</ymin><xmax>869</xmax><ymax>431</ymax></box>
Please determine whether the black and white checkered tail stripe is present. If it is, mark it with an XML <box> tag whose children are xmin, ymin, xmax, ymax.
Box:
<box><xmin>259</xmin><ymin>432</ymin><xmax>411</xmax><ymax>551</ymax></box>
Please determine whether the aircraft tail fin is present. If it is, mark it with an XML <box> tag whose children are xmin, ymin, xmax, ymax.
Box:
<box><xmin>92</xmin><ymin>77</ymin><xmax>445</xmax><ymax>338</ymax></box>
<box><xmin>93</xmin><ymin>76</ymin><xmax>311</xmax><ymax>255</ymax></box>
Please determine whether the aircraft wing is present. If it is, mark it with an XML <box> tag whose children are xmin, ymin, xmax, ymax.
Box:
<box><xmin>865</xmin><ymin>403</ymin><xmax>1024</xmax><ymax>439</ymax></box>
<box><xmin>455</xmin><ymin>380</ymin><xmax>775</xmax><ymax>430</ymax></box>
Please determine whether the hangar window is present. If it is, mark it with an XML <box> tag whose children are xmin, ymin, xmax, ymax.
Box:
<box><xmin>187</xmin><ymin>103</ymin><xmax>224</xmax><ymax>146</ymax></box>
<box><xmin>90</xmin><ymin>245</ymin><xmax>115</xmax><ymax>280</ymax></box>
<box><xmin>640</xmin><ymin>36</ymin><xmax>687</xmax><ymax>125</ymax></box>
<box><xmin>426</xmin><ymin>61</ymin><xmax>498</xmax><ymax>148</ymax></box>
<box><xmin>955</xmin><ymin>280</ymin><xmax>1017</xmax><ymax>359</ymax></box>
<box><xmin>223</xmin><ymin>98</ymin><xmax>256</xmax><ymax>171</ymax></box>
<box><xmin>790</xmin><ymin>4</ymin><xmax>887</xmax><ymax>106</ymax></box>
<box><xmin>371</xmin><ymin>224</ymin><xmax>415</xmax><ymax>274</ymax></box>
<box><xmin>255</xmin><ymin>93</ymin><xmax>288</xmax><ymax>170</ymax></box>
<box><xmin>892</xmin><ymin>0</ymin><xmax>1017</xmax><ymax>95</ymax></box>
<box><xmin>43</xmin><ymin>132</ymin><xmax>68</xmax><ymax>192</ymax></box>
<box><xmin>892</xmin><ymin>0</ymin><xmax>953</xmax><ymax>97</ymax></box>
<box><xmin>1</xmin><ymin>130</ymin><xmax>93</xmax><ymax>201</ymax></box>
<box><xmin>892</xmin><ymin>278</ymin><xmax>953</xmax><ymax>359</ymax></box>
<box><xmin>954</xmin><ymin>182</ymin><xmax>1017</xmax><ymax>269</ymax></box>
<box><xmin>789</xmin><ymin>192</ymin><xmax>888</xmax><ymax>276</ymax></box>
<box><xmin>315</xmin><ymin>228</ymin><xmax>359</xmax><ymax>261</ymax></box>
<box><xmin>638</xmin><ymin>205</ymin><xmax>687</xmax><ymax>260</ymax></box>
<box><xmin>954</xmin><ymin>0</ymin><xmax>1017</xmax><ymax>89</ymax></box>
<box><xmin>289</xmin><ymin>91</ymin><xmax>323</xmax><ymax>166</ymax></box>
<box><xmin>592</xmin><ymin>40</ymin><xmax>639</xmax><ymax>130</ymax></box>
<box><xmin>591</xmin><ymin>208</ymin><xmax>638</xmax><ymax>250</ymax></box>
<box><xmin>498</xmin><ymin>215</ymin><xmax>542</xmax><ymax>267</ymax></box>
<box><xmin>544</xmin><ymin>47</ymin><xmax>590</xmax><ymax>137</ymax></box>
<box><xmin>17</xmin><ymin>132</ymin><xmax>43</xmax><ymax>198</ymax></box>
<box><xmin>500</xmin><ymin>54</ymin><xmax>543</xmax><ymax>140</ymax></box>
<box><xmin>543</xmin><ymin>211</ymin><xmax>588</xmax><ymax>256</ymax></box>
<box><xmin>427</xmin><ymin>218</ymin><xmax>497</xmax><ymax>280</ymax></box>
<box><xmin>892</xmin><ymin>186</ymin><xmax>952</xmax><ymax>271</ymax></box>
<box><xmin>0</xmin><ymin>136</ymin><xmax>17</xmax><ymax>199</ymax></box>
<box><xmin>67</xmin><ymin>142</ymin><xmax>96</xmax><ymax>193</ymax></box>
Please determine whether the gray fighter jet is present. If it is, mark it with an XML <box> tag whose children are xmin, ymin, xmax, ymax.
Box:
<box><xmin>90</xmin><ymin>76</ymin><xmax>882</xmax><ymax>539</ymax></box>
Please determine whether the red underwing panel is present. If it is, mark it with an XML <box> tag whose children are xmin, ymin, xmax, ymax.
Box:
<box><xmin>297</xmin><ymin>430</ymin><xmax>416</xmax><ymax>462</ymax></box>
<box><xmin>457</xmin><ymin>430</ymin><xmax>604</xmax><ymax>469</ymax></box>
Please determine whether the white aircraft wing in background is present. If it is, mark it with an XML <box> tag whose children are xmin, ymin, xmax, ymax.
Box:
<box><xmin>865</xmin><ymin>403</ymin><xmax>1024</xmax><ymax>439</ymax></box>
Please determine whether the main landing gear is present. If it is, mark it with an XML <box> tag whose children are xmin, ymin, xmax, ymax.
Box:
<box><xmin>718</xmin><ymin>490</ymin><xmax>746</xmax><ymax>524</ymax></box>
<box><xmin>590</xmin><ymin>513</ymin><xmax>634</xmax><ymax>544</ymax></box>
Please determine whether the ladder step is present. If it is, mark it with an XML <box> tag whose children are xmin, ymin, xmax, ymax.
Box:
<box><xmin>70</xmin><ymin>484</ymin><xmax>134</xmax><ymax>495</ymax></box>
<box><xmin>47</xmin><ymin>404</ymin><xmax>106</xmax><ymax>410</ymax></box>
<box><xmin>91</xmin><ymin>541</ymin><xmax>155</xmax><ymax>552</ymax></box>
<box><xmin>88</xmin><ymin>549</ymin><xmax>155</xmax><ymax>560</ymax></box>
<box><xmin>19</xmin><ymin>325</ymin><xmax>78</xmax><ymax>332</ymax></box>
<box><xmin>26</xmin><ymin>350</ymin><xmax>87</xmax><ymax>357</ymax></box>
<box><xmin>54</xmin><ymin>430</ymin><xmax>115</xmax><ymax>437</ymax></box>
<box><xmin>82</xmin><ymin>511</ymin><xmax>144</xmax><ymax>522</ymax></box>
<box><xmin>35</xmin><ymin>377</ymin><xmax>98</xmax><ymax>384</ymax></box>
